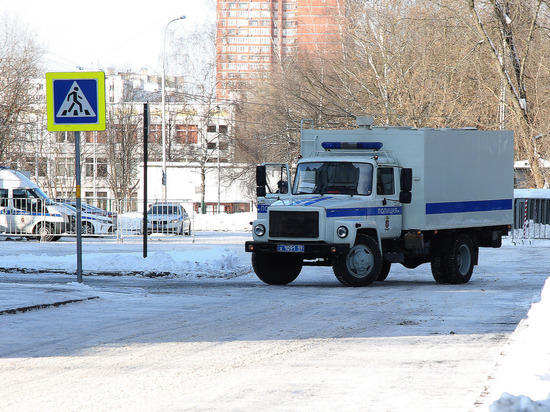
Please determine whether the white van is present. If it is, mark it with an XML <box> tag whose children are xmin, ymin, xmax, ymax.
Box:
<box><xmin>0</xmin><ymin>167</ymin><xmax>71</xmax><ymax>241</ymax></box>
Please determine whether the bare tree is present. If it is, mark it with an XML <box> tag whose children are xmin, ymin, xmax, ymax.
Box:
<box><xmin>172</xmin><ymin>23</ymin><xmax>227</xmax><ymax>213</ymax></box>
<box><xmin>466</xmin><ymin>0</ymin><xmax>548</xmax><ymax>187</ymax></box>
<box><xmin>104</xmin><ymin>103</ymin><xmax>142</xmax><ymax>202</ymax></box>
<box><xmin>233</xmin><ymin>0</ymin><xmax>550</xmax><ymax>190</ymax></box>
<box><xmin>0</xmin><ymin>14</ymin><xmax>44</xmax><ymax>163</ymax></box>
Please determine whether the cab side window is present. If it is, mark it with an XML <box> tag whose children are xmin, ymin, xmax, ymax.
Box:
<box><xmin>0</xmin><ymin>189</ymin><xmax>8</xmax><ymax>207</ymax></box>
<box><xmin>13</xmin><ymin>189</ymin><xmax>30</xmax><ymax>212</ymax></box>
<box><xmin>376</xmin><ymin>168</ymin><xmax>395</xmax><ymax>196</ymax></box>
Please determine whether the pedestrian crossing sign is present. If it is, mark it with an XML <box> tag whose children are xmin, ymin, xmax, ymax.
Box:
<box><xmin>46</xmin><ymin>71</ymin><xmax>106</xmax><ymax>131</ymax></box>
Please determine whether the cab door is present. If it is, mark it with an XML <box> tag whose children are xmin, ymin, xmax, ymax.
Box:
<box><xmin>256</xmin><ymin>163</ymin><xmax>292</xmax><ymax>215</ymax></box>
<box><xmin>374</xmin><ymin>166</ymin><xmax>403</xmax><ymax>239</ymax></box>
<box><xmin>0</xmin><ymin>189</ymin><xmax>9</xmax><ymax>233</ymax></box>
<box><xmin>11</xmin><ymin>189</ymin><xmax>35</xmax><ymax>234</ymax></box>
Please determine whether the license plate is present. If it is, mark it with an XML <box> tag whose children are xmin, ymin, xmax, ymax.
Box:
<box><xmin>277</xmin><ymin>244</ymin><xmax>304</xmax><ymax>253</ymax></box>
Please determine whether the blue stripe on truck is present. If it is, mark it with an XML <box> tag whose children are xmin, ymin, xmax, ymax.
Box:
<box><xmin>426</xmin><ymin>199</ymin><xmax>513</xmax><ymax>215</ymax></box>
<box><xmin>327</xmin><ymin>207</ymin><xmax>402</xmax><ymax>218</ymax></box>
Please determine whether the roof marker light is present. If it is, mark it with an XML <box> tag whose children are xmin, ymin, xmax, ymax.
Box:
<box><xmin>321</xmin><ymin>141</ymin><xmax>383</xmax><ymax>150</ymax></box>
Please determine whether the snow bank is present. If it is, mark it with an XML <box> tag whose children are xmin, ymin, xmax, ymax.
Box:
<box><xmin>491</xmin><ymin>393</ymin><xmax>550</xmax><ymax>412</ymax></box>
<box><xmin>515</xmin><ymin>189</ymin><xmax>550</xmax><ymax>199</ymax></box>
<box><xmin>489</xmin><ymin>277</ymin><xmax>550</xmax><ymax>411</ymax></box>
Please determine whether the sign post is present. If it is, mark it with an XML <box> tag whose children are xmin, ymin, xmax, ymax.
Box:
<box><xmin>46</xmin><ymin>72</ymin><xmax>106</xmax><ymax>283</ymax></box>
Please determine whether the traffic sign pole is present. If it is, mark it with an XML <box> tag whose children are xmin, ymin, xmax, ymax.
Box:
<box><xmin>46</xmin><ymin>71</ymin><xmax>105</xmax><ymax>283</ymax></box>
<box><xmin>75</xmin><ymin>131</ymin><xmax>83</xmax><ymax>282</ymax></box>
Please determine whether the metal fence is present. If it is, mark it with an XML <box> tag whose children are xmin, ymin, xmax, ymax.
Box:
<box><xmin>3</xmin><ymin>195</ymin><xmax>548</xmax><ymax>241</ymax></box>
<box><xmin>0</xmin><ymin>197</ymin><xmax>197</xmax><ymax>241</ymax></box>
<box><xmin>511</xmin><ymin>197</ymin><xmax>550</xmax><ymax>240</ymax></box>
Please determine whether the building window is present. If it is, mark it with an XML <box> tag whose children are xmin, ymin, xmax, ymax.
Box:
<box><xmin>55</xmin><ymin>158</ymin><xmax>75</xmax><ymax>177</ymax></box>
<box><xmin>85</xmin><ymin>158</ymin><xmax>94</xmax><ymax>177</ymax></box>
<box><xmin>149</xmin><ymin>124</ymin><xmax>162</xmax><ymax>143</ymax></box>
<box><xmin>85</xmin><ymin>157</ymin><xmax>108</xmax><ymax>178</ymax></box>
<box><xmin>97</xmin><ymin>158</ymin><xmax>108</xmax><ymax>177</ymax></box>
<box><xmin>176</xmin><ymin>124</ymin><xmax>198</xmax><ymax>144</ymax></box>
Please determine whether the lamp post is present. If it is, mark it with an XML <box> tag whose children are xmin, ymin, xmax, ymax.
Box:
<box><xmin>162</xmin><ymin>15</ymin><xmax>186</xmax><ymax>201</ymax></box>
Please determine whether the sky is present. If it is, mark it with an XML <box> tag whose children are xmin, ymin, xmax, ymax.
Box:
<box><xmin>1</xmin><ymin>0</ymin><xmax>215</xmax><ymax>74</ymax></box>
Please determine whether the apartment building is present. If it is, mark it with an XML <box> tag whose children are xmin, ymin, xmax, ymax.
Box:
<box><xmin>216</xmin><ymin>0</ymin><xmax>345</xmax><ymax>100</ymax></box>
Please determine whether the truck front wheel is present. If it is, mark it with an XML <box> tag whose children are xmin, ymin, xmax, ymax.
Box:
<box><xmin>333</xmin><ymin>235</ymin><xmax>381</xmax><ymax>287</ymax></box>
<box><xmin>252</xmin><ymin>252</ymin><xmax>302</xmax><ymax>285</ymax></box>
<box><xmin>377</xmin><ymin>261</ymin><xmax>391</xmax><ymax>281</ymax></box>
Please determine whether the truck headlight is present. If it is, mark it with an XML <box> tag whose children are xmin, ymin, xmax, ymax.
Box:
<box><xmin>337</xmin><ymin>225</ymin><xmax>349</xmax><ymax>238</ymax></box>
<box><xmin>254</xmin><ymin>224</ymin><xmax>266</xmax><ymax>237</ymax></box>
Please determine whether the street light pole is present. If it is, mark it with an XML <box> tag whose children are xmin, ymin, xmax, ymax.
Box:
<box><xmin>162</xmin><ymin>15</ymin><xmax>186</xmax><ymax>202</ymax></box>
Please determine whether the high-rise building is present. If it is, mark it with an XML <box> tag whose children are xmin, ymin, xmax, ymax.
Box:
<box><xmin>216</xmin><ymin>0</ymin><xmax>344</xmax><ymax>100</ymax></box>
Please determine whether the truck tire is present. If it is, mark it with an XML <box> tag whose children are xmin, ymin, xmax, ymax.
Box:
<box><xmin>430</xmin><ymin>254</ymin><xmax>450</xmax><ymax>284</ymax></box>
<box><xmin>443</xmin><ymin>234</ymin><xmax>476</xmax><ymax>284</ymax></box>
<box><xmin>377</xmin><ymin>261</ymin><xmax>391</xmax><ymax>281</ymax></box>
<box><xmin>252</xmin><ymin>252</ymin><xmax>302</xmax><ymax>285</ymax></box>
<box><xmin>333</xmin><ymin>234</ymin><xmax>381</xmax><ymax>287</ymax></box>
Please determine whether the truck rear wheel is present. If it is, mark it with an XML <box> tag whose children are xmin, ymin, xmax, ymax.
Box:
<box><xmin>430</xmin><ymin>254</ymin><xmax>449</xmax><ymax>284</ymax></box>
<box><xmin>431</xmin><ymin>234</ymin><xmax>476</xmax><ymax>284</ymax></box>
<box><xmin>252</xmin><ymin>252</ymin><xmax>302</xmax><ymax>285</ymax></box>
<box><xmin>333</xmin><ymin>234</ymin><xmax>381</xmax><ymax>287</ymax></box>
<box><xmin>444</xmin><ymin>234</ymin><xmax>476</xmax><ymax>284</ymax></box>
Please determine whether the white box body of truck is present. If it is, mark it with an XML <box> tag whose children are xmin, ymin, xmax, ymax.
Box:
<box><xmin>246</xmin><ymin>120</ymin><xmax>514</xmax><ymax>287</ymax></box>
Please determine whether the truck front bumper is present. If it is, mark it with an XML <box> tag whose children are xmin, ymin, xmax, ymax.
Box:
<box><xmin>245</xmin><ymin>241</ymin><xmax>350</xmax><ymax>258</ymax></box>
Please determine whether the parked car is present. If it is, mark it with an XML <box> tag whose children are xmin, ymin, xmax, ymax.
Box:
<box><xmin>147</xmin><ymin>203</ymin><xmax>191</xmax><ymax>236</ymax></box>
<box><xmin>0</xmin><ymin>168</ymin><xmax>71</xmax><ymax>241</ymax></box>
<box><xmin>57</xmin><ymin>200</ymin><xmax>117</xmax><ymax>232</ymax></box>
<box><xmin>56</xmin><ymin>202</ymin><xmax>113</xmax><ymax>235</ymax></box>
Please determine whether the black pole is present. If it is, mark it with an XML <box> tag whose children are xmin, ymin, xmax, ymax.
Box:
<box><xmin>143</xmin><ymin>103</ymin><xmax>149</xmax><ymax>258</ymax></box>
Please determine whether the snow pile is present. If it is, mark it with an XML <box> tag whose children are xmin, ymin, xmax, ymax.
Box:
<box><xmin>0</xmin><ymin>247</ymin><xmax>250</xmax><ymax>278</ymax></box>
<box><xmin>491</xmin><ymin>393</ymin><xmax>550</xmax><ymax>412</ymax></box>
<box><xmin>490</xmin><ymin>276</ymin><xmax>550</xmax><ymax>411</ymax></box>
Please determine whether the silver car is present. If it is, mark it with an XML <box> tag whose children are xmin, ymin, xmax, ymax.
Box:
<box><xmin>147</xmin><ymin>203</ymin><xmax>191</xmax><ymax>235</ymax></box>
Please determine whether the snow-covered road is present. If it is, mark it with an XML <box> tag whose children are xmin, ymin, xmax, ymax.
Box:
<box><xmin>0</xmin><ymin>231</ymin><xmax>548</xmax><ymax>411</ymax></box>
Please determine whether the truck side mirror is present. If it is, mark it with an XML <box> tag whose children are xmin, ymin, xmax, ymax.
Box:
<box><xmin>256</xmin><ymin>165</ymin><xmax>267</xmax><ymax>187</ymax></box>
<box><xmin>401</xmin><ymin>168</ymin><xmax>412</xmax><ymax>192</ymax></box>
<box><xmin>399</xmin><ymin>191</ymin><xmax>412</xmax><ymax>204</ymax></box>
<box><xmin>399</xmin><ymin>168</ymin><xmax>412</xmax><ymax>204</ymax></box>
<box><xmin>257</xmin><ymin>186</ymin><xmax>266</xmax><ymax>197</ymax></box>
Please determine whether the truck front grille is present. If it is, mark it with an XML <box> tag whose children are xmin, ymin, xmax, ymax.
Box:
<box><xmin>269</xmin><ymin>211</ymin><xmax>319</xmax><ymax>238</ymax></box>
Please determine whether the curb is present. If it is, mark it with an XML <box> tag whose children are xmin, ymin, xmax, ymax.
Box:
<box><xmin>0</xmin><ymin>296</ymin><xmax>100</xmax><ymax>315</ymax></box>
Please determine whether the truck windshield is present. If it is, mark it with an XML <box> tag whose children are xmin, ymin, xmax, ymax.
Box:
<box><xmin>293</xmin><ymin>162</ymin><xmax>373</xmax><ymax>195</ymax></box>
